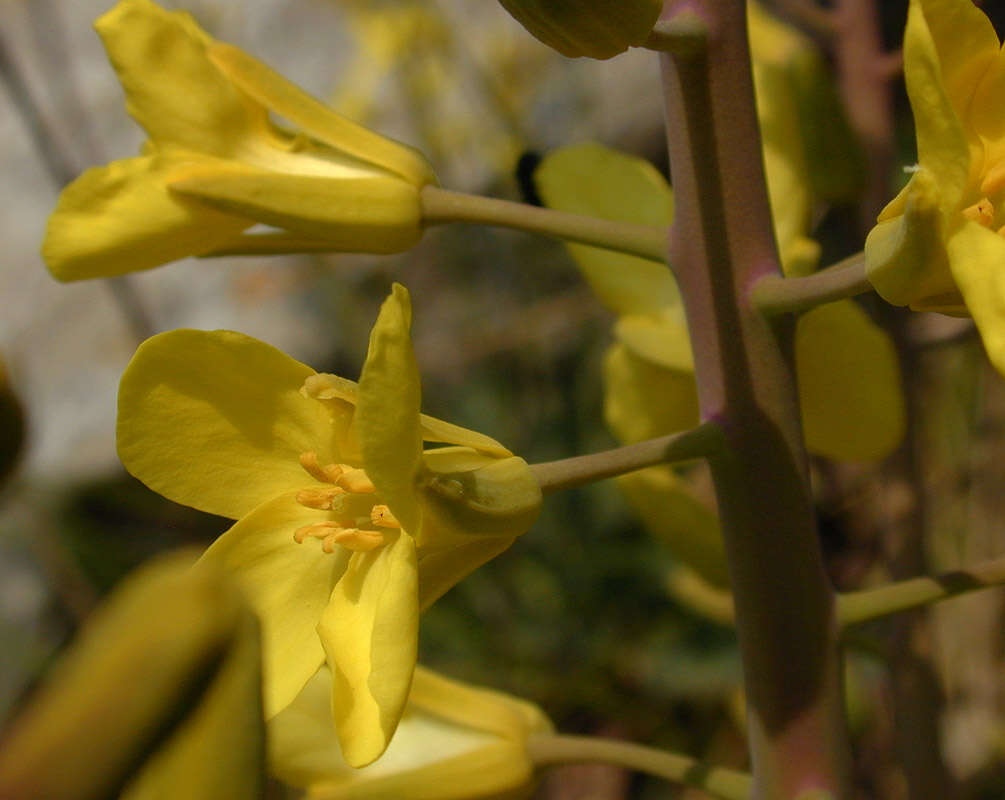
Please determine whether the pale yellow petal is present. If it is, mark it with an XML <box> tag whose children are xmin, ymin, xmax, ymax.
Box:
<box><xmin>534</xmin><ymin>142</ymin><xmax>677</xmax><ymax>316</ymax></box>
<box><xmin>319</xmin><ymin>532</ymin><xmax>419</xmax><ymax>767</ymax></box>
<box><xmin>356</xmin><ymin>284</ymin><xmax>424</xmax><ymax>535</ymax></box>
<box><xmin>618</xmin><ymin>466</ymin><xmax>728</xmax><ymax>588</ymax></box>
<box><xmin>207</xmin><ymin>42</ymin><xmax>436</xmax><ymax>187</ymax></box>
<box><xmin>903</xmin><ymin>0</ymin><xmax>971</xmax><ymax>213</ymax></box>
<box><xmin>42</xmin><ymin>153</ymin><xmax>251</xmax><ymax>281</ymax></box>
<box><xmin>614</xmin><ymin>313</ymin><xmax>694</xmax><ymax>372</ymax></box>
<box><xmin>418</xmin><ymin>416</ymin><xmax>512</xmax><ymax>458</ymax></box>
<box><xmin>117</xmin><ymin>329</ymin><xmax>333</xmax><ymax>519</ymax></box>
<box><xmin>199</xmin><ymin>493</ymin><xmax>348</xmax><ymax>719</ymax></box>
<box><xmin>95</xmin><ymin>0</ymin><xmax>261</xmax><ymax>155</ymax></box>
<box><xmin>946</xmin><ymin>222</ymin><xmax>1005</xmax><ymax>375</ymax></box>
<box><xmin>795</xmin><ymin>301</ymin><xmax>905</xmax><ymax>462</ymax></box>
<box><xmin>602</xmin><ymin>343</ymin><xmax>699</xmax><ymax>445</ymax></box>
<box><xmin>170</xmin><ymin>166</ymin><xmax>423</xmax><ymax>253</ymax></box>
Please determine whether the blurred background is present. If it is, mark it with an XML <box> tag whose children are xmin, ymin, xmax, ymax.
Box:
<box><xmin>2</xmin><ymin>1</ymin><xmax>1005</xmax><ymax>797</ymax></box>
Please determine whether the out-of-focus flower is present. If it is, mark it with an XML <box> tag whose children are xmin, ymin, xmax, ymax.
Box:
<box><xmin>864</xmin><ymin>0</ymin><xmax>1005</xmax><ymax>372</ymax></box>
<box><xmin>534</xmin><ymin>6</ymin><xmax>904</xmax><ymax>587</ymax></box>
<box><xmin>0</xmin><ymin>359</ymin><xmax>25</xmax><ymax>486</ymax></box>
<box><xmin>270</xmin><ymin>666</ymin><xmax>552</xmax><ymax>800</ymax></box>
<box><xmin>0</xmin><ymin>551</ymin><xmax>264</xmax><ymax>800</ymax></box>
<box><xmin>498</xmin><ymin>0</ymin><xmax>661</xmax><ymax>60</ymax></box>
<box><xmin>116</xmin><ymin>284</ymin><xmax>541</xmax><ymax>766</ymax></box>
<box><xmin>42</xmin><ymin>0</ymin><xmax>436</xmax><ymax>282</ymax></box>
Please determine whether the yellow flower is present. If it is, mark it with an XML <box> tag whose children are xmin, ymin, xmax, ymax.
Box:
<box><xmin>270</xmin><ymin>666</ymin><xmax>552</xmax><ymax>800</ymax></box>
<box><xmin>42</xmin><ymin>0</ymin><xmax>436</xmax><ymax>282</ymax></box>
<box><xmin>864</xmin><ymin>0</ymin><xmax>1005</xmax><ymax>371</ymax></box>
<box><xmin>116</xmin><ymin>284</ymin><xmax>541</xmax><ymax>767</ymax></box>
<box><xmin>0</xmin><ymin>551</ymin><xmax>264</xmax><ymax>800</ymax></box>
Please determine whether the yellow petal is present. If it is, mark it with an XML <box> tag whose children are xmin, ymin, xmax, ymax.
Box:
<box><xmin>95</xmin><ymin>0</ymin><xmax>261</xmax><ymax>155</ymax></box>
<box><xmin>614</xmin><ymin>312</ymin><xmax>694</xmax><ymax>372</ymax></box>
<box><xmin>602</xmin><ymin>343</ymin><xmax>699</xmax><ymax>445</ymax></box>
<box><xmin>417</xmin><ymin>537</ymin><xmax>516</xmax><ymax>612</ymax></box>
<box><xmin>117</xmin><ymin>329</ymin><xmax>333</xmax><ymax>519</ymax></box>
<box><xmin>199</xmin><ymin>493</ymin><xmax>348</xmax><ymax>719</ymax></box>
<box><xmin>418</xmin><ymin>416</ymin><xmax>512</xmax><ymax>458</ymax></box>
<box><xmin>207</xmin><ymin>42</ymin><xmax>436</xmax><ymax>188</ymax></box>
<box><xmin>864</xmin><ymin>169</ymin><xmax>958</xmax><ymax>308</ymax></box>
<box><xmin>903</xmin><ymin>0</ymin><xmax>971</xmax><ymax>213</ymax></box>
<box><xmin>42</xmin><ymin>152</ymin><xmax>251</xmax><ymax>281</ymax></box>
<box><xmin>795</xmin><ymin>301</ymin><xmax>905</xmax><ymax>462</ymax></box>
<box><xmin>170</xmin><ymin>165</ymin><xmax>423</xmax><ymax>253</ymax></box>
<box><xmin>319</xmin><ymin>531</ymin><xmax>419</xmax><ymax>767</ymax></box>
<box><xmin>534</xmin><ymin>142</ymin><xmax>677</xmax><ymax>316</ymax></box>
<box><xmin>946</xmin><ymin>222</ymin><xmax>1005</xmax><ymax>375</ymax></box>
<box><xmin>356</xmin><ymin>285</ymin><xmax>424</xmax><ymax>535</ymax></box>
<box><xmin>617</xmin><ymin>466</ymin><xmax>729</xmax><ymax>588</ymax></box>
<box><xmin>914</xmin><ymin>0</ymin><xmax>1000</xmax><ymax>120</ymax></box>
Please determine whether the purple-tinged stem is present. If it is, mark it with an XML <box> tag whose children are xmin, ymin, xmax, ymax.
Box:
<box><xmin>657</xmin><ymin>1</ymin><xmax>851</xmax><ymax>796</ymax></box>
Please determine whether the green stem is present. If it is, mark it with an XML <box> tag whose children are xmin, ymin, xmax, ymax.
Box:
<box><xmin>419</xmin><ymin>186</ymin><xmax>667</xmax><ymax>263</ymax></box>
<box><xmin>838</xmin><ymin>556</ymin><xmax>1005</xmax><ymax>630</ymax></box>
<box><xmin>527</xmin><ymin>734</ymin><xmax>752</xmax><ymax>800</ymax></box>
<box><xmin>750</xmin><ymin>252</ymin><xmax>871</xmax><ymax>316</ymax></box>
<box><xmin>529</xmin><ymin>422</ymin><xmax>723</xmax><ymax>495</ymax></box>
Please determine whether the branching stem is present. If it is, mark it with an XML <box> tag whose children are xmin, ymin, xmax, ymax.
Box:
<box><xmin>420</xmin><ymin>186</ymin><xmax>667</xmax><ymax>263</ymax></box>
<box><xmin>750</xmin><ymin>252</ymin><xmax>871</xmax><ymax>316</ymax></box>
<box><xmin>527</xmin><ymin>734</ymin><xmax>752</xmax><ymax>800</ymax></box>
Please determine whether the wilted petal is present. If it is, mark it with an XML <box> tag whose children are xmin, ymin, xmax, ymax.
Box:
<box><xmin>118</xmin><ymin>329</ymin><xmax>333</xmax><ymax>519</ymax></box>
<box><xmin>319</xmin><ymin>531</ymin><xmax>419</xmax><ymax>767</ymax></box>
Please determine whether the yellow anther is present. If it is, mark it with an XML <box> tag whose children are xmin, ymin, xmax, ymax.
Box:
<box><xmin>370</xmin><ymin>504</ymin><xmax>401</xmax><ymax>528</ymax></box>
<box><xmin>295</xmin><ymin>486</ymin><xmax>346</xmax><ymax>510</ymax></box>
<box><xmin>336</xmin><ymin>467</ymin><xmax>376</xmax><ymax>494</ymax></box>
<box><xmin>981</xmin><ymin>160</ymin><xmax>1005</xmax><ymax>198</ymax></box>
<box><xmin>298</xmin><ymin>451</ymin><xmax>347</xmax><ymax>484</ymax></box>
<box><xmin>330</xmin><ymin>528</ymin><xmax>385</xmax><ymax>552</ymax></box>
<box><xmin>962</xmin><ymin>197</ymin><xmax>995</xmax><ymax>227</ymax></box>
<box><xmin>293</xmin><ymin>521</ymin><xmax>341</xmax><ymax>544</ymax></box>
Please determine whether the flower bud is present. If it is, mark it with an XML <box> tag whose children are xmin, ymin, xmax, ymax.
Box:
<box><xmin>498</xmin><ymin>0</ymin><xmax>662</xmax><ymax>59</ymax></box>
<box><xmin>0</xmin><ymin>551</ymin><xmax>265</xmax><ymax>800</ymax></box>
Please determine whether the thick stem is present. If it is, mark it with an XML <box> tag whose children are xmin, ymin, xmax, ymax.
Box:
<box><xmin>529</xmin><ymin>421</ymin><xmax>723</xmax><ymax>494</ymax></box>
<box><xmin>657</xmin><ymin>2</ymin><xmax>850</xmax><ymax>796</ymax></box>
<box><xmin>527</xmin><ymin>734</ymin><xmax>753</xmax><ymax>800</ymax></box>
<box><xmin>419</xmin><ymin>186</ymin><xmax>667</xmax><ymax>262</ymax></box>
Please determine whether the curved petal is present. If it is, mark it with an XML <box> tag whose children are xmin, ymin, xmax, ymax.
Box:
<box><xmin>795</xmin><ymin>301</ymin><xmax>905</xmax><ymax>462</ymax></box>
<box><xmin>170</xmin><ymin>167</ymin><xmax>423</xmax><ymax>253</ymax></box>
<box><xmin>207</xmin><ymin>43</ymin><xmax>436</xmax><ymax>188</ymax></box>
<box><xmin>319</xmin><ymin>531</ymin><xmax>419</xmax><ymax>767</ymax></box>
<box><xmin>534</xmin><ymin>142</ymin><xmax>678</xmax><ymax>316</ymax></box>
<box><xmin>356</xmin><ymin>284</ymin><xmax>423</xmax><ymax>535</ymax></box>
<box><xmin>199</xmin><ymin>492</ymin><xmax>349</xmax><ymax>718</ymax></box>
<box><xmin>418</xmin><ymin>416</ymin><xmax>512</xmax><ymax>458</ymax></box>
<box><xmin>915</xmin><ymin>0</ymin><xmax>1000</xmax><ymax>120</ymax></box>
<box><xmin>42</xmin><ymin>153</ymin><xmax>251</xmax><ymax>281</ymax></box>
<box><xmin>947</xmin><ymin>222</ymin><xmax>1005</xmax><ymax>375</ymax></box>
<box><xmin>602</xmin><ymin>343</ymin><xmax>699</xmax><ymax>445</ymax></box>
<box><xmin>95</xmin><ymin>0</ymin><xmax>261</xmax><ymax>156</ymax></box>
<box><xmin>614</xmin><ymin>313</ymin><xmax>694</xmax><ymax>372</ymax></box>
<box><xmin>117</xmin><ymin>329</ymin><xmax>334</xmax><ymax>519</ymax></box>
<box><xmin>903</xmin><ymin>0</ymin><xmax>971</xmax><ymax>213</ymax></box>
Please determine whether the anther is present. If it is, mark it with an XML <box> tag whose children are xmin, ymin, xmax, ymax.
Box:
<box><xmin>962</xmin><ymin>197</ymin><xmax>995</xmax><ymax>227</ymax></box>
<box><xmin>299</xmin><ymin>451</ymin><xmax>347</xmax><ymax>484</ymax></box>
<box><xmin>370</xmin><ymin>504</ymin><xmax>401</xmax><ymax>528</ymax></box>
<box><xmin>295</xmin><ymin>486</ymin><xmax>346</xmax><ymax>510</ymax></box>
<box><xmin>329</xmin><ymin>528</ymin><xmax>385</xmax><ymax>552</ymax></box>
<box><xmin>336</xmin><ymin>467</ymin><xmax>376</xmax><ymax>494</ymax></box>
<box><xmin>293</xmin><ymin>521</ymin><xmax>341</xmax><ymax>544</ymax></box>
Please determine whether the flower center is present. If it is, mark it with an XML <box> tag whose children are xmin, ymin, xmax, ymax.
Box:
<box><xmin>293</xmin><ymin>450</ymin><xmax>400</xmax><ymax>553</ymax></box>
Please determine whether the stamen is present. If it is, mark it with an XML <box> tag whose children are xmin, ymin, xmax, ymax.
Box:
<box><xmin>962</xmin><ymin>197</ymin><xmax>995</xmax><ymax>227</ymax></box>
<box><xmin>293</xmin><ymin>521</ymin><xmax>341</xmax><ymax>543</ymax></box>
<box><xmin>295</xmin><ymin>486</ymin><xmax>346</xmax><ymax>510</ymax></box>
<box><xmin>336</xmin><ymin>467</ymin><xmax>376</xmax><ymax>494</ymax></box>
<box><xmin>329</xmin><ymin>528</ymin><xmax>385</xmax><ymax>552</ymax></box>
<box><xmin>298</xmin><ymin>451</ymin><xmax>347</xmax><ymax>484</ymax></box>
<box><xmin>370</xmin><ymin>504</ymin><xmax>401</xmax><ymax>528</ymax></box>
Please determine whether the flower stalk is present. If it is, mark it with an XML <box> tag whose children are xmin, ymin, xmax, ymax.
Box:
<box><xmin>419</xmin><ymin>185</ymin><xmax>667</xmax><ymax>263</ymax></box>
<box><xmin>750</xmin><ymin>252</ymin><xmax>871</xmax><ymax>316</ymax></box>
<box><xmin>656</xmin><ymin>0</ymin><xmax>850</xmax><ymax>795</ymax></box>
